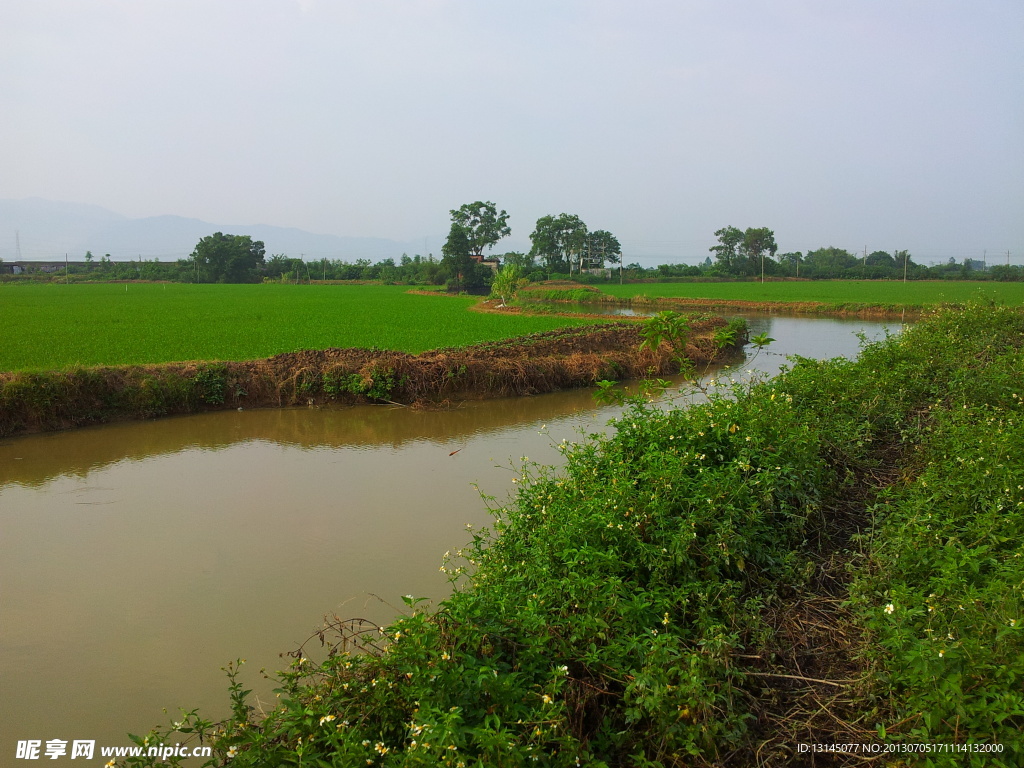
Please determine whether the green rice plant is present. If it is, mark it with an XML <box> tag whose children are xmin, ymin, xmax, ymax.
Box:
<box><xmin>600</xmin><ymin>280</ymin><xmax>1024</xmax><ymax>308</ymax></box>
<box><xmin>0</xmin><ymin>284</ymin><xmax>601</xmax><ymax>372</ymax></box>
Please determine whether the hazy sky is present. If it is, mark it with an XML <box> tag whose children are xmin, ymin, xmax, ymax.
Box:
<box><xmin>3</xmin><ymin>0</ymin><xmax>1022</xmax><ymax>263</ymax></box>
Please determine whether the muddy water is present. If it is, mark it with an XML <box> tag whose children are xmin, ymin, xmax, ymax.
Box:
<box><xmin>0</xmin><ymin>314</ymin><xmax>900</xmax><ymax>759</ymax></box>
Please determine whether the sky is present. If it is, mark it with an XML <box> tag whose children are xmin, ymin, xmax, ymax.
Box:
<box><xmin>2</xmin><ymin>0</ymin><xmax>1022</xmax><ymax>265</ymax></box>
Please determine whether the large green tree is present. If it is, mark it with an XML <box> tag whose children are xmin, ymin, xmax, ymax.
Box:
<box><xmin>585</xmin><ymin>230</ymin><xmax>622</xmax><ymax>269</ymax></box>
<box><xmin>441</xmin><ymin>223</ymin><xmax>473</xmax><ymax>289</ymax></box>
<box><xmin>804</xmin><ymin>247</ymin><xmax>858</xmax><ymax>278</ymax></box>
<box><xmin>190</xmin><ymin>233</ymin><xmax>266</xmax><ymax>283</ymax></box>
<box><xmin>777</xmin><ymin>251</ymin><xmax>804</xmax><ymax>277</ymax></box>
<box><xmin>709</xmin><ymin>226</ymin><xmax>745</xmax><ymax>272</ymax></box>
<box><xmin>742</xmin><ymin>227</ymin><xmax>778</xmax><ymax>282</ymax></box>
<box><xmin>709</xmin><ymin>226</ymin><xmax>778</xmax><ymax>277</ymax></box>
<box><xmin>450</xmin><ymin>201</ymin><xmax>511</xmax><ymax>260</ymax></box>
<box><xmin>497</xmin><ymin>251</ymin><xmax>536</xmax><ymax>272</ymax></box>
<box><xmin>441</xmin><ymin>223</ymin><xmax>491</xmax><ymax>293</ymax></box>
<box><xmin>529</xmin><ymin>213</ymin><xmax>588</xmax><ymax>274</ymax></box>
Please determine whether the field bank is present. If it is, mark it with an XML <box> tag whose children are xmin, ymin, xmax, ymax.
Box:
<box><xmin>0</xmin><ymin>318</ymin><xmax>741</xmax><ymax>438</ymax></box>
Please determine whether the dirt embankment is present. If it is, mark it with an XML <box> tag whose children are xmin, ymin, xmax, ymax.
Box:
<box><xmin>0</xmin><ymin>319</ymin><xmax>738</xmax><ymax>438</ymax></box>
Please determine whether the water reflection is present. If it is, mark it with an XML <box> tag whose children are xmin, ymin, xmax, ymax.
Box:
<box><xmin>0</xmin><ymin>389</ymin><xmax>608</xmax><ymax>489</ymax></box>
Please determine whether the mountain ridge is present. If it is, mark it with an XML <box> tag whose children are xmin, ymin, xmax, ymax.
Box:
<box><xmin>0</xmin><ymin>198</ymin><xmax>430</xmax><ymax>262</ymax></box>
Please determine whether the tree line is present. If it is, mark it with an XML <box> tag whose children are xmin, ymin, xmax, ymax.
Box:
<box><xmin>439</xmin><ymin>202</ymin><xmax>623</xmax><ymax>292</ymax></box>
<box><xmin>5</xmin><ymin>212</ymin><xmax>1019</xmax><ymax>284</ymax></box>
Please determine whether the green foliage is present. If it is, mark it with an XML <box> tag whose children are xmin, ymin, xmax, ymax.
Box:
<box><xmin>190</xmin><ymin>232</ymin><xmax>266</xmax><ymax>283</ymax></box>
<box><xmin>516</xmin><ymin>286</ymin><xmax>616</xmax><ymax>304</ymax></box>
<box><xmin>334</xmin><ymin>366</ymin><xmax>409</xmax><ymax>402</ymax></box>
<box><xmin>837</xmin><ymin>312</ymin><xmax>1024</xmax><ymax>764</ymax></box>
<box><xmin>191</xmin><ymin>364</ymin><xmax>228</xmax><ymax>405</ymax></box>
<box><xmin>440</xmin><ymin>225</ymin><xmax>493</xmax><ymax>294</ymax></box>
<box><xmin>529</xmin><ymin>213</ymin><xmax>589</xmax><ymax>275</ymax></box>
<box><xmin>708</xmin><ymin>226</ymin><xmax>777</xmax><ymax>278</ymax></box>
<box><xmin>585</xmin><ymin>230</ymin><xmax>622</xmax><ymax>268</ymax></box>
<box><xmin>489</xmin><ymin>264</ymin><xmax>529</xmax><ymax>307</ymax></box>
<box><xmin>638</xmin><ymin>311</ymin><xmax>694</xmax><ymax>379</ymax></box>
<box><xmin>638</xmin><ymin>310</ymin><xmax>690</xmax><ymax>354</ymax></box>
<box><xmin>852</xmin><ymin>405</ymin><xmax>1024</xmax><ymax>762</ymax></box>
<box><xmin>713</xmin><ymin>325</ymin><xmax>739</xmax><ymax>349</ymax></box>
<box><xmin>440</xmin><ymin>222</ymin><xmax>475</xmax><ymax>292</ymax></box>
<box><xmin>449</xmin><ymin>201</ymin><xmax>511</xmax><ymax>260</ymax></box>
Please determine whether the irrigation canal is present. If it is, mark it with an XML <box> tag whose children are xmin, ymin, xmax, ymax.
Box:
<box><xmin>0</xmin><ymin>312</ymin><xmax>902</xmax><ymax>759</ymax></box>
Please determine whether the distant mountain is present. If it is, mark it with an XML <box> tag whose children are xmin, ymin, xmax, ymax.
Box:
<box><xmin>0</xmin><ymin>198</ymin><xmax>424</xmax><ymax>262</ymax></box>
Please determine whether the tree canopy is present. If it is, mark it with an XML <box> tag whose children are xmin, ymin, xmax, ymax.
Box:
<box><xmin>440</xmin><ymin>223</ymin><xmax>492</xmax><ymax>293</ymax></box>
<box><xmin>743</xmin><ymin>227</ymin><xmax>778</xmax><ymax>281</ymax></box>
<box><xmin>190</xmin><ymin>233</ymin><xmax>265</xmax><ymax>283</ymax></box>
<box><xmin>709</xmin><ymin>226</ymin><xmax>745</xmax><ymax>272</ymax></box>
<box><xmin>709</xmin><ymin>226</ymin><xmax>777</xmax><ymax>278</ymax></box>
<box><xmin>529</xmin><ymin>214</ymin><xmax>589</xmax><ymax>274</ymax></box>
<box><xmin>450</xmin><ymin>201</ymin><xmax>511</xmax><ymax>259</ymax></box>
<box><xmin>586</xmin><ymin>230</ymin><xmax>622</xmax><ymax>269</ymax></box>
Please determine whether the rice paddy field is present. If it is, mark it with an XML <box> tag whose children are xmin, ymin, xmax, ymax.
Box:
<box><xmin>5</xmin><ymin>280</ymin><xmax>1020</xmax><ymax>373</ymax></box>
<box><xmin>0</xmin><ymin>283</ymin><xmax>596</xmax><ymax>372</ymax></box>
<box><xmin>600</xmin><ymin>279</ymin><xmax>1024</xmax><ymax>306</ymax></box>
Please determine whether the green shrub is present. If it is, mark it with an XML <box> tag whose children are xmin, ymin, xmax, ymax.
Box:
<box><xmin>191</xmin><ymin>364</ymin><xmax>228</xmax><ymax>405</ymax></box>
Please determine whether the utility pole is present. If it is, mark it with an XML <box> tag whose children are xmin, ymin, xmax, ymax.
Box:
<box><xmin>863</xmin><ymin>246</ymin><xmax>867</xmax><ymax>278</ymax></box>
<box><xmin>903</xmin><ymin>249</ymin><xmax>908</xmax><ymax>283</ymax></box>
<box><xmin>1008</xmin><ymin>250</ymin><xmax>1012</xmax><ymax>267</ymax></box>
<box><xmin>65</xmin><ymin>253</ymin><xmax>69</xmax><ymax>284</ymax></box>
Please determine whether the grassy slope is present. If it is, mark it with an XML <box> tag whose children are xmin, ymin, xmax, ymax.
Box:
<box><xmin>0</xmin><ymin>284</ymin><xmax>599</xmax><ymax>372</ymax></box>
<box><xmin>599</xmin><ymin>280</ymin><xmax>1024</xmax><ymax>307</ymax></box>
<box><xmin>136</xmin><ymin>305</ymin><xmax>1023</xmax><ymax>768</ymax></box>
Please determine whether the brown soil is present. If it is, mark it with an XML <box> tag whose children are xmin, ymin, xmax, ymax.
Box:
<box><xmin>0</xmin><ymin>319</ymin><xmax>737</xmax><ymax>438</ymax></box>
